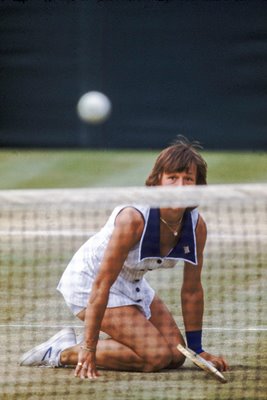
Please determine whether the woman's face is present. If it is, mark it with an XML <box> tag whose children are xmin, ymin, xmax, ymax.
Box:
<box><xmin>159</xmin><ymin>163</ymin><xmax>197</xmax><ymax>186</ymax></box>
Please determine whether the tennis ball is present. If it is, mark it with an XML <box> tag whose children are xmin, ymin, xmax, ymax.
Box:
<box><xmin>77</xmin><ymin>91</ymin><xmax>112</xmax><ymax>124</ymax></box>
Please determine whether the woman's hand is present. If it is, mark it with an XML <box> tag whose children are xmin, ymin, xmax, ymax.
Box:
<box><xmin>74</xmin><ymin>347</ymin><xmax>100</xmax><ymax>379</ymax></box>
<box><xmin>199</xmin><ymin>351</ymin><xmax>229</xmax><ymax>372</ymax></box>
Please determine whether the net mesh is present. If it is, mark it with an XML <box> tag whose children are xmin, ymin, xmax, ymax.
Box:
<box><xmin>0</xmin><ymin>184</ymin><xmax>266</xmax><ymax>400</ymax></box>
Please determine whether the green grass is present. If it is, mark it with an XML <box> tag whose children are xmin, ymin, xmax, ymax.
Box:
<box><xmin>0</xmin><ymin>149</ymin><xmax>266</xmax><ymax>399</ymax></box>
<box><xmin>0</xmin><ymin>149</ymin><xmax>266</xmax><ymax>189</ymax></box>
<box><xmin>1</xmin><ymin>217</ymin><xmax>266</xmax><ymax>399</ymax></box>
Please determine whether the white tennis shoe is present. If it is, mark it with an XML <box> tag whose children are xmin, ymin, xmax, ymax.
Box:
<box><xmin>19</xmin><ymin>327</ymin><xmax>76</xmax><ymax>368</ymax></box>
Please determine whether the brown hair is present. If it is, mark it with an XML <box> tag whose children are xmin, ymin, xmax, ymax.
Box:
<box><xmin>145</xmin><ymin>135</ymin><xmax>207</xmax><ymax>186</ymax></box>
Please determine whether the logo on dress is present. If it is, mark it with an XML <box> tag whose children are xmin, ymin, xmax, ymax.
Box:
<box><xmin>183</xmin><ymin>245</ymin><xmax>190</xmax><ymax>254</ymax></box>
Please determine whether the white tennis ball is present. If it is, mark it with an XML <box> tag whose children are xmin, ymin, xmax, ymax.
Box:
<box><xmin>77</xmin><ymin>91</ymin><xmax>111</xmax><ymax>124</ymax></box>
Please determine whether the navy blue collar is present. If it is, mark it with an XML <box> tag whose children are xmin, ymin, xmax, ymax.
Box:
<box><xmin>140</xmin><ymin>208</ymin><xmax>197</xmax><ymax>264</ymax></box>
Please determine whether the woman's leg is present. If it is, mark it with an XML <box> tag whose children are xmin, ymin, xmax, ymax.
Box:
<box><xmin>149</xmin><ymin>294</ymin><xmax>186</xmax><ymax>368</ymax></box>
<box><xmin>60</xmin><ymin>305</ymin><xmax>173</xmax><ymax>372</ymax></box>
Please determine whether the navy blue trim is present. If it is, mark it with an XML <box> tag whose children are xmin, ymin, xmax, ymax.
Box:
<box><xmin>140</xmin><ymin>208</ymin><xmax>161</xmax><ymax>259</ymax></box>
<box><xmin>140</xmin><ymin>208</ymin><xmax>197</xmax><ymax>264</ymax></box>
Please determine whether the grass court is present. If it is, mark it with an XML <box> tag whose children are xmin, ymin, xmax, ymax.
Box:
<box><xmin>0</xmin><ymin>149</ymin><xmax>266</xmax><ymax>399</ymax></box>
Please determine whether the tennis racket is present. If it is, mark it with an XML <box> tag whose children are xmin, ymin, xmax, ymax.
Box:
<box><xmin>177</xmin><ymin>344</ymin><xmax>227</xmax><ymax>383</ymax></box>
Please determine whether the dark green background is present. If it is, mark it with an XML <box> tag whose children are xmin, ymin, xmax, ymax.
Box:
<box><xmin>1</xmin><ymin>0</ymin><xmax>267</xmax><ymax>150</ymax></box>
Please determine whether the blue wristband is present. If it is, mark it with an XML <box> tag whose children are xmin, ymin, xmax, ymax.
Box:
<box><xmin>185</xmin><ymin>330</ymin><xmax>204</xmax><ymax>354</ymax></box>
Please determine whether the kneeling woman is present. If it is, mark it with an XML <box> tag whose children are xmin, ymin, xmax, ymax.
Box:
<box><xmin>20</xmin><ymin>136</ymin><xmax>228</xmax><ymax>379</ymax></box>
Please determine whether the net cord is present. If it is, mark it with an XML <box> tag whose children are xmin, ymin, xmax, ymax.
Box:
<box><xmin>0</xmin><ymin>183</ymin><xmax>266</xmax><ymax>209</ymax></box>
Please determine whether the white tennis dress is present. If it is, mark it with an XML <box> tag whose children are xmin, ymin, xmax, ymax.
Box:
<box><xmin>57</xmin><ymin>205</ymin><xmax>199</xmax><ymax>319</ymax></box>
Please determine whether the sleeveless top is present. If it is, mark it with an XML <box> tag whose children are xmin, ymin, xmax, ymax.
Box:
<box><xmin>57</xmin><ymin>205</ymin><xmax>199</xmax><ymax>313</ymax></box>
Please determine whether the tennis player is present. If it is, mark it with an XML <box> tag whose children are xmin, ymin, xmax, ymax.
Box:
<box><xmin>20</xmin><ymin>136</ymin><xmax>229</xmax><ymax>378</ymax></box>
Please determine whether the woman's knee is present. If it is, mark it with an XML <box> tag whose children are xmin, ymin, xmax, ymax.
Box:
<box><xmin>169</xmin><ymin>352</ymin><xmax>186</xmax><ymax>369</ymax></box>
<box><xmin>142</xmin><ymin>341</ymin><xmax>186</xmax><ymax>372</ymax></box>
<box><xmin>165</xmin><ymin>340</ymin><xmax>186</xmax><ymax>369</ymax></box>
<box><xmin>142</xmin><ymin>345</ymin><xmax>173</xmax><ymax>372</ymax></box>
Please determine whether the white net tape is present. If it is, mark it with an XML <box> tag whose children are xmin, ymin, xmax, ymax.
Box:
<box><xmin>0</xmin><ymin>183</ymin><xmax>266</xmax><ymax>209</ymax></box>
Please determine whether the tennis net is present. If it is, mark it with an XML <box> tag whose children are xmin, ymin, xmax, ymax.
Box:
<box><xmin>0</xmin><ymin>184</ymin><xmax>266</xmax><ymax>400</ymax></box>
